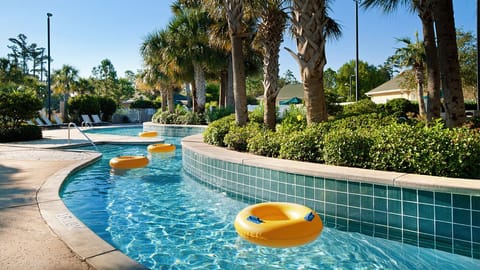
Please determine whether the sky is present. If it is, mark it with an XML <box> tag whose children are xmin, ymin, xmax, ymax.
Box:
<box><xmin>0</xmin><ymin>0</ymin><xmax>477</xmax><ymax>80</ymax></box>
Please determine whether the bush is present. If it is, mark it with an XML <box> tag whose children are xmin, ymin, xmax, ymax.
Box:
<box><xmin>224</xmin><ymin>122</ymin><xmax>261</xmax><ymax>151</ymax></box>
<box><xmin>384</xmin><ymin>98</ymin><xmax>417</xmax><ymax>118</ymax></box>
<box><xmin>247</xmin><ymin>129</ymin><xmax>281</xmax><ymax>157</ymax></box>
<box><xmin>130</xmin><ymin>98</ymin><xmax>154</xmax><ymax>109</ymax></box>
<box><xmin>152</xmin><ymin>105</ymin><xmax>204</xmax><ymax>125</ymax></box>
<box><xmin>68</xmin><ymin>94</ymin><xmax>100</xmax><ymax>121</ymax></box>
<box><xmin>97</xmin><ymin>96</ymin><xmax>117</xmax><ymax>121</ymax></box>
<box><xmin>276</xmin><ymin>105</ymin><xmax>307</xmax><ymax>134</ymax></box>
<box><xmin>205</xmin><ymin>107</ymin><xmax>234</xmax><ymax>123</ymax></box>
<box><xmin>278</xmin><ymin>124</ymin><xmax>328</xmax><ymax>162</ymax></box>
<box><xmin>0</xmin><ymin>90</ymin><xmax>42</xmax><ymax>129</ymax></box>
<box><xmin>342</xmin><ymin>99</ymin><xmax>379</xmax><ymax>117</ymax></box>
<box><xmin>248</xmin><ymin>104</ymin><xmax>265</xmax><ymax>124</ymax></box>
<box><xmin>203</xmin><ymin>115</ymin><xmax>235</xmax><ymax>146</ymax></box>
<box><xmin>0</xmin><ymin>124</ymin><xmax>42</xmax><ymax>142</ymax></box>
<box><xmin>323</xmin><ymin>128</ymin><xmax>373</xmax><ymax>168</ymax></box>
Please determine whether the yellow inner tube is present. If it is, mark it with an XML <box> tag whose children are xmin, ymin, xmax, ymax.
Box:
<box><xmin>109</xmin><ymin>156</ymin><xmax>149</xmax><ymax>169</ymax></box>
<box><xmin>234</xmin><ymin>202</ymin><xmax>323</xmax><ymax>248</ymax></box>
<box><xmin>139</xmin><ymin>131</ymin><xmax>158</xmax><ymax>137</ymax></box>
<box><xmin>147</xmin><ymin>143</ymin><xmax>176</xmax><ymax>153</ymax></box>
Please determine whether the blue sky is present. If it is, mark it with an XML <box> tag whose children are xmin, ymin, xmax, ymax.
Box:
<box><xmin>0</xmin><ymin>0</ymin><xmax>476</xmax><ymax>80</ymax></box>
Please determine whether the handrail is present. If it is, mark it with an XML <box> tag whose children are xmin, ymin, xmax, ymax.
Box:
<box><xmin>67</xmin><ymin>122</ymin><xmax>98</xmax><ymax>150</ymax></box>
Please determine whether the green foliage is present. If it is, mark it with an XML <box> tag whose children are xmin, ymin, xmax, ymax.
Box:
<box><xmin>130</xmin><ymin>98</ymin><xmax>155</xmax><ymax>109</ymax></box>
<box><xmin>151</xmin><ymin>106</ymin><xmax>203</xmax><ymax>125</ymax></box>
<box><xmin>0</xmin><ymin>124</ymin><xmax>42</xmax><ymax>142</ymax></box>
<box><xmin>341</xmin><ymin>99</ymin><xmax>379</xmax><ymax>117</ymax></box>
<box><xmin>247</xmin><ymin>129</ymin><xmax>281</xmax><ymax>157</ymax></box>
<box><xmin>278</xmin><ymin>124</ymin><xmax>328</xmax><ymax>162</ymax></box>
<box><xmin>384</xmin><ymin>98</ymin><xmax>417</xmax><ymax>118</ymax></box>
<box><xmin>224</xmin><ymin>122</ymin><xmax>261</xmax><ymax>151</ymax></box>
<box><xmin>323</xmin><ymin>128</ymin><xmax>373</xmax><ymax>168</ymax></box>
<box><xmin>205</xmin><ymin>106</ymin><xmax>234</xmax><ymax>123</ymax></box>
<box><xmin>206</xmin><ymin>83</ymin><xmax>219</xmax><ymax>103</ymax></box>
<box><xmin>276</xmin><ymin>105</ymin><xmax>307</xmax><ymax>134</ymax></box>
<box><xmin>203</xmin><ymin>115</ymin><xmax>235</xmax><ymax>147</ymax></box>
<box><xmin>248</xmin><ymin>104</ymin><xmax>265</xmax><ymax>124</ymax></box>
<box><xmin>68</xmin><ymin>94</ymin><xmax>100</xmax><ymax>115</ymax></box>
<box><xmin>0</xmin><ymin>90</ymin><xmax>42</xmax><ymax>129</ymax></box>
<box><xmin>97</xmin><ymin>96</ymin><xmax>117</xmax><ymax>120</ymax></box>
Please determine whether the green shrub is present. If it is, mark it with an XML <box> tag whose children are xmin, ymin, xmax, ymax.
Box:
<box><xmin>68</xmin><ymin>94</ymin><xmax>100</xmax><ymax>121</ymax></box>
<box><xmin>130</xmin><ymin>98</ymin><xmax>154</xmax><ymax>109</ymax></box>
<box><xmin>323</xmin><ymin>128</ymin><xmax>373</xmax><ymax>168</ymax></box>
<box><xmin>205</xmin><ymin>107</ymin><xmax>234</xmax><ymax>123</ymax></box>
<box><xmin>176</xmin><ymin>111</ymin><xmax>203</xmax><ymax>125</ymax></box>
<box><xmin>224</xmin><ymin>122</ymin><xmax>261</xmax><ymax>151</ymax></box>
<box><xmin>152</xmin><ymin>105</ymin><xmax>204</xmax><ymax>125</ymax></box>
<box><xmin>0</xmin><ymin>124</ymin><xmax>42</xmax><ymax>142</ymax></box>
<box><xmin>277</xmin><ymin>105</ymin><xmax>307</xmax><ymax>134</ymax></box>
<box><xmin>384</xmin><ymin>98</ymin><xmax>417</xmax><ymax>118</ymax></box>
<box><xmin>331</xmin><ymin>113</ymin><xmax>397</xmax><ymax>131</ymax></box>
<box><xmin>0</xmin><ymin>90</ymin><xmax>42</xmax><ymax>129</ymax></box>
<box><xmin>248</xmin><ymin>104</ymin><xmax>265</xmax><ymax>124</ymax></box>
<box><xmin>247</xmin><ymin>129</ymin><xmax>281</xmax><ymax>157</ymax></box>
<box><xmin>97</xmin><ymin>96</ymin><xmax>117</xmax><ymax>120</ymax></box>
<box><xmin>342</xmin><ymin>99</ymin><xmax>379</xmax><ymax>117</ymax></box>
<box><xmin>203</xmin><ymin>115</ymin><xmax>235</xmax><ymax>146</ymax></box>
<box><xmin>278</xmin><ymin>124</ymin><xmax>327</xmax><ymax>162</ymax></box>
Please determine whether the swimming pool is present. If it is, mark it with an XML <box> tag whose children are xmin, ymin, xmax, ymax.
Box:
<box><xmin>61</xmin><ymin>127</ymin><xmax>480</xmax><ymax>269</ymax></box>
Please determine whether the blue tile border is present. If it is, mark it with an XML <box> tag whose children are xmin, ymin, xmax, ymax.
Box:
<box><xmin>182</xmin><ymin>134</ymin><xmax>480</xmax><ymax>260</ymax></box>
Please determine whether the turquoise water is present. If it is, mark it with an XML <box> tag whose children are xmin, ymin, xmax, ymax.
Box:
<box><xmin>61</xmin><ymin>128</ymin><xmax>480</xmax><ymax>269</ymax></box>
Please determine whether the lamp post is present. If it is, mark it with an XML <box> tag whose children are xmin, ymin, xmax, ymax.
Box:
<box><xmin>47</xmin><ymin>12</ymin><xmax>52</xmax><ymax>120</ymax></box>
<box><xmin>477</xmin><ymin>0</ymin><xmax>479</xmax><ymax>112</ymax></box>
<box><xmin>350</xmin><ymin>75</ymin><xmax>355</xmax><ymax>101</ymax></box>
<box><xmin>354</xmin><ymin>0</ymin><xmax>359</xmax><ymax>102</ymax></box>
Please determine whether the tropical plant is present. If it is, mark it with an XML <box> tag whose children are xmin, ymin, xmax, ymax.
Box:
<box><xmin>52</xmin><ymin>65</ymin><xmax>79</xmax><ymax>101</ymax></box>
<box><xmin>390</xmin><ymin>32</ymin><xmax>426</xmax><ymax>117</ymax></box>
<box><xmin>286</xmin><ymin>0</ymin><xmax>341</xmax><ymax>124</ymax></box>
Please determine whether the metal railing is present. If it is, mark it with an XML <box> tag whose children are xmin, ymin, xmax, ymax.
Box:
<box><xmin>67</xmin><ymin>122</ymin><xmax>97</xmax><ymax>150</ymax></box>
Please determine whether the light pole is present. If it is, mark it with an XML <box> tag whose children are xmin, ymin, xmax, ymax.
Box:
<box><xmin>355</xmin><ymin>0</ymin><xmax>359</xmax><ymax>101</ymax></box>
<box><xmin>47</xmin><ymin>12</ymin><xmax>52</xmax><ymax>120</ymax></box>
<box><xmin>350</xmin><ymin>75</ymin><xmax>355</xmax><ymax>101</ymax></box>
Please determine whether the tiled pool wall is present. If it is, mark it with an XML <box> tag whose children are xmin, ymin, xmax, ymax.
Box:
<box><xmin>182</xmin><ymin>147</ymin><xmax>480</xmax><ymax>259</ymax></box>
<box><xmin>143</xmin><ymin>123</ymin><xmax>206</xmax><ymax>138</ymax></box>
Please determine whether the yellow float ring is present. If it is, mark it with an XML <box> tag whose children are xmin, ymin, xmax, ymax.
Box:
<box><xmin>234</xmin><ymin>202</ymin><xmax>323</xmax><ymax>248</ymax></box>
<box><xmin>147</xmin><ymin>143</ymin><xmax>176</xmax><ymax>153</ymax></box>
<box><xmin>138</xmin><ymin>131</ymin><xmax>158</xmax><ymax>137</ymax></box>
<box><xmin>109</xmin><ymin>156</ymin><xmax>149</xmax><ymax>169</ymax></box>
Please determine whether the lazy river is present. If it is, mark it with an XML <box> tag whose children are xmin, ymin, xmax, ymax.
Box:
<box><xmin>60</xmin><ymin>126</ymin><xmax>480</xmax><ymax>269</ymax></box>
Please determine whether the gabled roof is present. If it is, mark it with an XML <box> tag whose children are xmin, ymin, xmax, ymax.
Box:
<box><xmin>366</xmin><ymin>75</ymin><xmax>412</xmax><ymax>96</ymax></box>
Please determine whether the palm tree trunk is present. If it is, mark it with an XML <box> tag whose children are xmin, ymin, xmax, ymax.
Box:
<box><xmin>161</xmin><ymin>90</ymin><xmax>168</xmax><ymax>112</ymax></box>
<box><xmin>289</xmin><ymin>0</ymin><xmax>328</xmax><ymax>124</ymax></box>
<box><xmin>193</xmin><ymin>61</ymin><xmax>206</xmax><ymax>113</ymax></box>
<box><xmin>219</xmin><ymin>70</ymin><xmax>227</xmax><ymax>108</ymax></box>
<box><xmin>432</xmin><ymin>0</ymin><xmax>465</xmax><ymax>127</ymax></box>
<box><xmin>415</xmin><ymin>67</ymin><xmax>426</xmax><ymax>116</ymax></box>
<box><xmin>226</xmin><ymin>0</ymin><xmax>248</xmax><ymax>126</ymax></box>
<box><xmin>226</xmin><ymin>56</ymin><xmax>235</xmax><ymax>109</ymax></box>
<box><xmin>418</xmin><ymin>2</ymin><xmax>441</xmax><ymax>120</ymax></box>
<box><xmin>191</xmin><ymin>80</ymin><xmax>198</xmax><ymax>113</ymax></box>
<box><xmin>167</xmin><ymin>87</ymin><xmax>174</xmax><ymax>113</ymax></box>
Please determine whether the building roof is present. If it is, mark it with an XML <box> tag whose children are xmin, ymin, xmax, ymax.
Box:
<box><xmin>366</xmin><ymin>75</ymin><xmax>411</xmax><ymax>96</ymax></box>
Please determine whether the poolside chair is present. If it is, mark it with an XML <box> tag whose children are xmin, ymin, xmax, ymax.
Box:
<box><xmin>35</xmin><ymin>117</ymin><xmax>48</xmax><ymax>127</ymax></box>
<box><xmin>53</xmin><ymin>114</ymin><xmax>66</xmax><ymax>125</ymax></box>
<box><xmin>91</xmin><ymin>114</ymin><xmax>110</xmax><ymax>125</ymax></box>
<box><xmin>41</xmin><ymin>115</ymin><xmax>55</xmax><ymax>126</ymax></box>
<box><xmin>81</xmin><ymin>115</ymin><xmax>93</xmax><ymax>127</ymax></box>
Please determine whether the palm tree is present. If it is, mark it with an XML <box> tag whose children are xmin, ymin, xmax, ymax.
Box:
<box><xmin>286</xmin><ymin>0</ymin><xmax>341</xmax><ymax>124</ymax></box>
<box><xmin>431</xmin><ymin>0</ymin><xmax>465</xmax><ymax>127</ymax></box>
<box><xmin>52</xmin><ymin>65</ymin><xmax>79</xmax><ymax>101</ymax></box>
<box><xmin>362</xmin><ymin>0</ymin><xmax>464</xmax><ymax>126</ymax></box>
<box><xmin>392</xmin><ymin>33</ymin><xmax>426</xmax><ymax>116</ymax></box>
<box><xmin>225</xmin><ymin>0</ymin><xmax>249</xmax><ymax>126</ymax></box>
<box><xmin>254</xmin><ymin>0</ymin><xmax>290</xmax><ymax>130</ymax></box>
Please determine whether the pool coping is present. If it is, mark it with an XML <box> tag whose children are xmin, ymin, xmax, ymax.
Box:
<box><xmin>182</xmin><ymin>133</ymin><xmax>480</xmax><ymax>196</ymax></box>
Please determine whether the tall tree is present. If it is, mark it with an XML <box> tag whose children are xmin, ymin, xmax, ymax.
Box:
<box><xmin>286</xmin><ymin>0</ymin><xmax>341</xmax><ymax>124</ymax></box>
<box><xmin>432</xmin><ymin>0</ymin><xmax>465</xmax><ymax>127</ymax></box>
<box><xmin>92</xmin><ymin>59</ymin><xmax>118</xmax><ymax>97</ymax></box>
<box><xmin>391</xmin><ymin>33</ymin><xmax>427</xmax><ymax>116</ymax></box>
<box><xmin>52</xmin><ymin>65</ymin><xmax>79</xmax><ymax>101</ymax></box>
<box><xmin>254</xmin><ymin>0</ymin><xmax>289</xmax><ymax>130</ymax></box>
<box><xmin>7</xmin><ymin>34</ymin><xmax>30</xmax><ymax>74</ymax></box>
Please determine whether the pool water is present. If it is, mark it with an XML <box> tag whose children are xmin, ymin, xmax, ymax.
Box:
<box><xmin>61</xmin><ymin>130</ymin><xmax>480</xmax><ymax>269</ymax></box>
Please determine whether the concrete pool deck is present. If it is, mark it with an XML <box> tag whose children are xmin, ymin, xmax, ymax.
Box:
<box><xmin>0</xmin><ymin>126</ymin><xmax>157</xmax><ymax>270</ymax></box>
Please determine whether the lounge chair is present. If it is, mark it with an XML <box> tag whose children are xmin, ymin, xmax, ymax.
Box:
<box><xmin>81</xmin><ymin>115</ymin><xmax>93</xmax><ymax>127</ymax></box>
<box><xmin>35</xmin><ymin>117</ymin><xmax>48</xmax><ymax>127</ymax></box>
<box><xmin>91</xmin><ymin>114</ymin><xmax>110</xmax><ymax>125</ymax></box>
<box><xmin>41</xmin><ymin>115</ymin><xmax>56</xmax><ymax>126</ymax></box>
<box><xmin>53</xmin><ymin>115</ymin><xmax>66</xmax><ymax>125</ymax></box>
